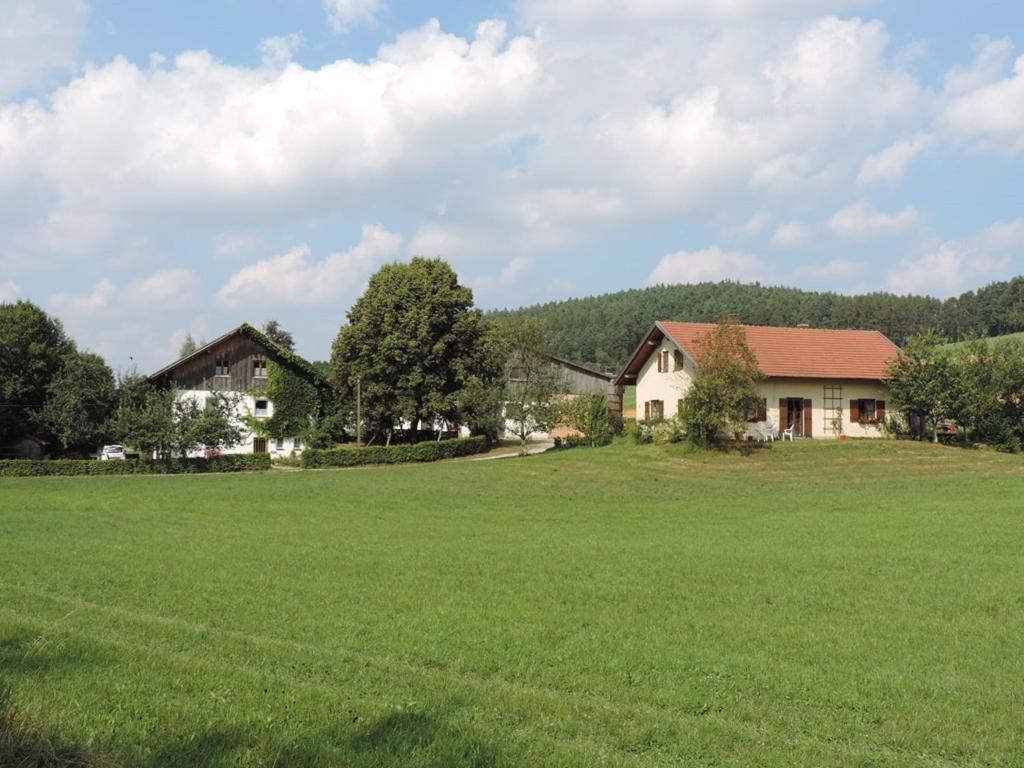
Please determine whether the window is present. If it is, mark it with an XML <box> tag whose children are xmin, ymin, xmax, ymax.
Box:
<box><xmin>657</xmin><ymin>349</ymin><xmax>672</xmax><ymax>373</ymax></box>
<box><xmin>253</xmin><ymin>357</ymin><xmax>267</xmax><ymax>378</ymax></box>
<box><xmin>254</xmin><ymin>399</ymin><xmax>269</xmax><ymax>418</ymax></box>
<box><xmin>745</xmin><ymin>398</ymin><xmax>768</xmax><ymax>422</ymax></box>
<box><xmin>508</xmin><ymin>366</ymin><xmax>527</xmax><ymax>382</ymax></box>
<box><xmin>861</xmin><ymin>399</ymin><xmax>877</xmax><ymax>422</ymax></box>
<box><xmin>851</xmin><ymin>399</ymin><xmax>886</xmax><ymax>424</ymax></box>
<box><xmin>215</xmin><ymin>357</ymin><xmax>230</xmax><ymax>376</ymax></box>
<box><xmin>275</xmin><ymin>437</ymin><xmax>284</xmax><ymax>450</ymax></box>
<box><xmin>644</xmin><ymin>400</ymin><xmax>664</xmax><ymax>421</ymax></box>
<box><xmin>673</xmin><ymin>350</ymin><xmax>686</xmax><ymax>371</ymax></box>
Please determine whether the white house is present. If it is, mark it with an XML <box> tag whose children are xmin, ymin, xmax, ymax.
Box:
<box><xmin>149</xmin><ymin>324</ymin><xmax>327</xmax><ymax>457</ymax></box>
<box><xmin>616</xmin><ymin>322</ymin><xmax>901</xmax><ymax>438</ymax></box>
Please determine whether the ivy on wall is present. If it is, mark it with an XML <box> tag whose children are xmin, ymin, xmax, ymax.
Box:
<box><xmin>263</xmin><ymin>360</ymin><xmax>322</xmax><ymax>439</ymax></box>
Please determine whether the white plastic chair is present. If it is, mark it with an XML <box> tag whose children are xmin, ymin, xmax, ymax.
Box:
<box><xmin>782</xmin><ymin>425</ymin><xmax>795</xmax><ymax>441</ymax></box>
<box><xmin>763</xmin><ymin>421</ymin><xmax>777</xmax><ymax>442</ymax></box>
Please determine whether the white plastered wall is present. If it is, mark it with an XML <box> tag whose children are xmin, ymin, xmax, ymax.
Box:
<box><xmin>177</xmin><ymin>390</ymin><xmax>303</xmax><ymax>456</ymax></box>
<box><xmin>635</xmin><ymin>338</ymin><xmax>694</xmax><ymax>419</ymax></box>
<box><xmin>634</xmin><ymin>340</ymin><xmax>892</xmax><ymax>438</ymax></box>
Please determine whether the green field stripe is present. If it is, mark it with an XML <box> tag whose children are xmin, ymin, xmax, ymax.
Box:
<box><xmin>0</xmin><ymin>593</ymin><xmax>989</xmax><ymax>768</ymax></box>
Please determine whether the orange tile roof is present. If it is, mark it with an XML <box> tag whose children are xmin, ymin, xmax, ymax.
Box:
<box><xmin>657</xmin><ymin>322</ymin><xmax>900</xmax><ymax>380</ymax></box>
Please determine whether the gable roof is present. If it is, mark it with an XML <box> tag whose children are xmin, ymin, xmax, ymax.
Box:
<box><xmin>149</xmin><ymin>323</ymin><xmax>328</xmax><ymax>387</ymax></box>
<box><xmin>616</xmin><ymin>322</ymin><xmax>901</xmax><ymax>384</ymax></box>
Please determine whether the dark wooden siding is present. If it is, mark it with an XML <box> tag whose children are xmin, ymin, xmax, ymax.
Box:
<box><xmin>160</xmin><ymin>335</ymin><xmax>271</xmax><ymax>393</ymax></box>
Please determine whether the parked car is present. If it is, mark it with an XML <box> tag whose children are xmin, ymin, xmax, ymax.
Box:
<box><xmin>100</xmin><ymin>445</ymin><xmax>126</xmax><ymax>461</ymax></box>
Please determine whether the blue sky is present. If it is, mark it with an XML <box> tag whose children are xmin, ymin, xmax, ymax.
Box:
<box><xmin>1</xmin><ymin>0</ymin><xmax>1022</xmax><ymax>370</ymax></box>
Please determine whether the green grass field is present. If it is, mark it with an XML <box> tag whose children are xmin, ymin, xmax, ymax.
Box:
<box><xmin>2</xmin><ymin>441</ymin><xmax>1023</xmax><ymax>767</ymax></box>
<box><xmin>942</xmin><ymin>331</ymin><xmax>1024</xmax><ymax>353</ymax></box>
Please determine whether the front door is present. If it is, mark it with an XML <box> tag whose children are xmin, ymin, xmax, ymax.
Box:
<box><xmin>780</xmin><ymin>398</ymin><xmax>814</xmax><ymax>438</ymax></box>
<box><xmin>786</xmin><ymin>398</ymin><xmax>803</xmax><ymax>436</ymax></box>
<box><xmin>253</xmin><ymin>437</ymin><xmax>268</xmax><ymax>454</ymax></box>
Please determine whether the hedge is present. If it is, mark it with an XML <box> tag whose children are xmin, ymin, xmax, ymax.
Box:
<box><xmin>301</xmin><ymin>436</ymin><xmax>491</xmax><ymax>469</ymax></box>
<box><xmin>0</xmin><ymin>454</ymin><xmax>271</xmax><ymax>477</ymax></box>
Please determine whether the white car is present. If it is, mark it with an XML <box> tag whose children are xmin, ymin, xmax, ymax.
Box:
<box><xmin>100</xmin><ymin>445</ymin><xmax>126</xmax><ymax>461</ymax></box>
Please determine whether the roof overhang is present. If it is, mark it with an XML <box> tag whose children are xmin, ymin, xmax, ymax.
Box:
<box><xmin>614</xmin><ymin>322</ymin><xmax>684</xmax><ymax>386</ymax></box>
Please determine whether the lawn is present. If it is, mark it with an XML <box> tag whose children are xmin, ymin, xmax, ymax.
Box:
<box><xmin>2</xmin><ymin>441</ymin><xmax>1023</xmax><ymax>767</ymax></box>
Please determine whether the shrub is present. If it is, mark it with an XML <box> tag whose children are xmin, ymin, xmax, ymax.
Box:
<box><xmin>0</xmin><ymin>454</ymin><xmax>270</xmax><ymax>477</ymax></box>
<box><xmin>301</xmin><ymin>436</ymin><xmax>490</xmax><ymax>468</ymax></box>
<box><xmin>629</xmin><ymin>421</ymin><xmax>657</xmax><ymax>445</ymax></box>
<box><xmin>652</xmin><ymin>416</ymin><xmax>686</xmax><ymax>444</ymax></box>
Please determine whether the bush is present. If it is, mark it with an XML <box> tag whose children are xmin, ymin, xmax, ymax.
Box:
<box><xmin>629</xmin><ymin>421</ymin><xmax>657</xmax><ymax>444</ymax></box>
<box><xmin>301</xmin><ymin>436</ymin><xmax>491</xmax><ymax>468</ymax></box>
<box><xmin>653</xmin><ymin>417</ymin><xmax>686</xmax><ymax>444</ymax></box>
<box><xmin>0</xmin><ymin>454</ymin><xmax>270</xmax><ymax>477</ymax></box>
<box><xmin>562</xmin><ymin>434</ymin><xmax>612</xmax><ymax>448</ymax></box>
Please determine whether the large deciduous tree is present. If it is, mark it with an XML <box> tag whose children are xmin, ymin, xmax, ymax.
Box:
<box><xmin>500</xmin><ymin>318</ymin><xmax>565</xmax><ymax>453</ymax></box>
<box><xmin>330</xmin><ymin>258</ymin><xmax>496</xmax><ymax>444</ymax></box>
<box><xmin>0</xmin><ymin>300</ymin><xmax>75</xmax><ymax>443</ymax></box>
<box><xmin>679</xmin><ymin>318</ymin><xmax>763</xmax><ymax>446</ymax></box>
<box><xmin>35</xmin><ymin>352</ymin><xmax>117</xmax><ymax>453</ymax></box>
<box><xmin>886</xmin><ymin>331</ymin><xmax>956</xmax><ymax>443</ymax></box>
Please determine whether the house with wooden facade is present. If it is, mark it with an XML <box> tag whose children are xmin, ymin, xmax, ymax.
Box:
<box><xmin>149</xmin><ymin>324</ymin><xmax>327</xmax><ymax>456</ymax></box>
<box><xmin>615</xmin><ymin>322</ymin><xmax>900</xmax><ymax>438</ymax></box>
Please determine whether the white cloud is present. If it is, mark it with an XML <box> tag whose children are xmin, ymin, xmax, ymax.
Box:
<box><xmin>825</xmin><ymin>201</ymin><xmax>919</xmax><ymax>238</ymax></box>
<box><xmin>794</xmin><ymin>258</ymin><xmax>860</xmax><ymax>282</ymax></box>
<box><xmin>945</xmin><ymin>51</ymin><xmax>1024</xmax><ymax>154</ymax></box>
<box><xmin>738</xmin><ymin>210</ymin><xmax>770</xmax><ymax>238</ymax></box>
<box><xmin>771</xmin><ymin>221</ymin><xmax>812</xmax><ymax>248</ymax></box>
<box><xmin>259</xmin><ymin>33</ymin><xmax>303</xmax><ymax>68</ymax></box>
<box><xmin>944</xmin><ymin>36</ymin><xmax>1015</xmax><ymax>96</ymax></box>
<box><xmin>0</xmin><ymin>19</ymin><xmax>540</xmax><ymax>222</ymax></box>
<box><xmin>324</xmin><ymin>0</ymin><xmax>384</xmax><ymax>33</ymax></box>
<box><xmin>124</xmin><ymin>268</ymin><xmax>199</xmax><ymax>310</ymax></box>
<box><xmin>49</xmin><ymin>269</ymin><xmax>199</xmax><ymax>316</ymax></box>
<box><xmin>885</xmin><ymin>218</ymin><xmax>1024</xmax><ymax>297</ymax></box>
<box><xmin>0</xmin><ymin>0</ymin><xmax>88</xmax><ymax>98</ymax></box>
<box><xmin>857</xmin><ymin>133</ymin><xmax>935</xmax><ymax>186</ymax></box>
<box><xmin>580</xmin><ymin>16</ymin><xmax>923</xmax><ymax>210</ymax></box>
<box><xmin>887</xmin><ymin>242</ymin><xmax>1011</xmax><ymax>298</ymax></box>
<box><xmin>0</xmin><ymin>280</ymin><xmax>18</xmax><ymax>302</ymax></box>
<box><xmin>215</xmin><ymin>230</ymin><xmax>267</xmax><ymax>259</ymax></box>
<box><xmin>646</xmin><ymin>246</ymin><xmax>763</xmax><ymax>286</ymax></box>
<box><xmin>217</xmin><ymin>224</ymin><xmax>402</xmax><ymax>307</ymax></box>
<box><xmin>971</xmin><ymin>218</ymin><xmax>1024</xmax><ymax>252</ymax></box>
<box><xmin>472</xmin><ymin>255</ymin><xmax>533</xmax><ymax>293</ymax></box>
<box><xmin>407</xmin><ymin>225</ymin><xmax>477</xmax><ymax>259</ymax></box>
<box><xmin>51</xmin><ymin>279</ymin><xmax>117</xmax><ymax>314</ymax></box>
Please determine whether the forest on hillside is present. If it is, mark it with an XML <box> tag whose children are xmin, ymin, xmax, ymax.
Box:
<box><xmin>487</xmin><ymin>277</ymin><xmax>1024</xmax><ymax>372</ymax></box>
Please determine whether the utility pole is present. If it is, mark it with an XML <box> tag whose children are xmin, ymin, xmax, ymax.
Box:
<box><xmin>356</xmin><ymin>377</ymin><xmax>362</xmax><ymax>447</ymax></box>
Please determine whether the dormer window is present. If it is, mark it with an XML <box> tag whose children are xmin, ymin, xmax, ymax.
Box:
<box><xmin>253</xmin><ymin>357</ymin><xmax>267</xmax><ymax>378</ymax></box>
<box><xmin>215</xmin><ymin>357</ymin><xmax>230</xmax><ymax>376</ymax></box>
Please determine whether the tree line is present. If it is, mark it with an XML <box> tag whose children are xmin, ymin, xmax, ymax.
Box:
<box><xmin>488</xmin><ymin>277</ymin><xmax>1024</xmax><ymax>370</ymax></box>
<box><xmin>1</xmin><ymin>258</ymin><xmax>596</xmax><ymax>457</ymax></box>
